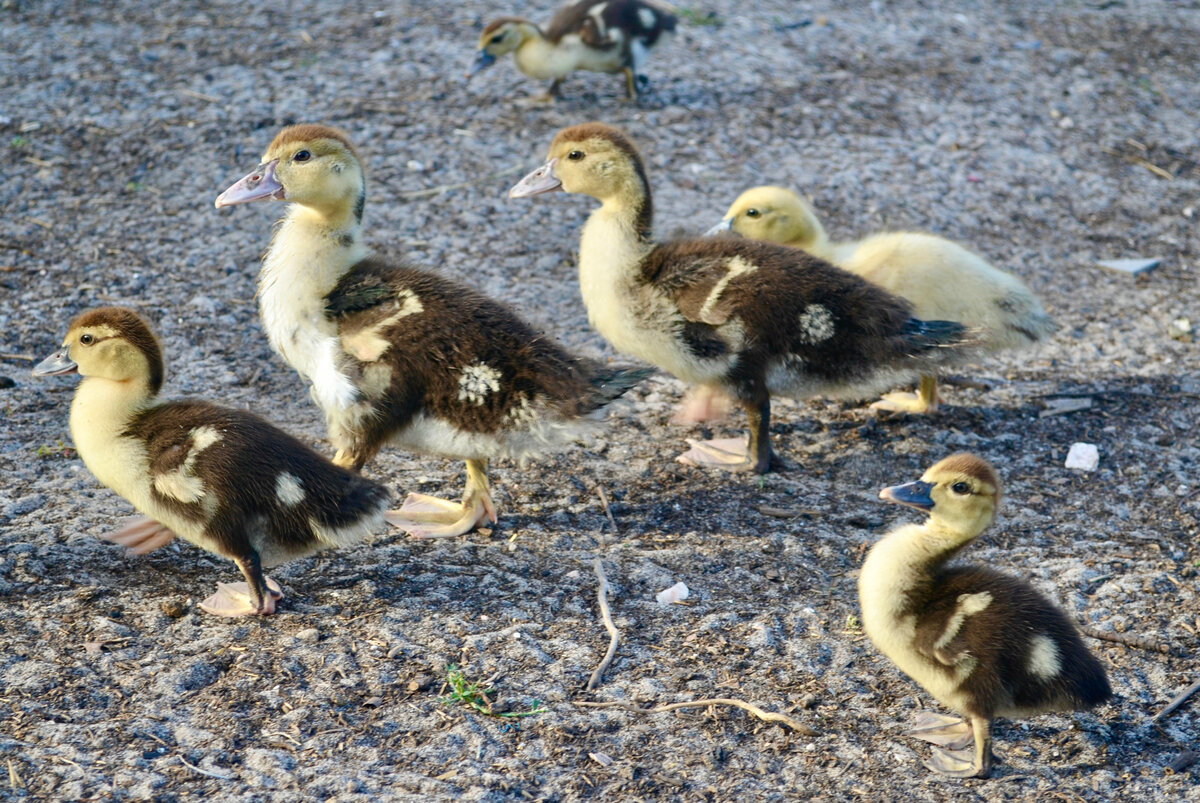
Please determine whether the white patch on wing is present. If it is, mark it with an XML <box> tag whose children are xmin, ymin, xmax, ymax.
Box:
<box><xmin>506</xmin><ymin>393</ymin><xmax>541</xmax><ymax>426</ymax></box>
<box><xmin>797</xmin><ymin>303</ymin><xmax>836</xmax><ymax>344</ymax></box>
<box><xmin>637</xmin><ymin>7</ymin><xmax>656</xmax><ymax>29</ymax></box>
<box><xmin>933</xmin><ymin>591</ymin><xmax>993</xmax><ymax>651</ymax></box>
<box><xmin>152</xmin><ymin>425</ymin><xmax>223</xmax><ymax>505</ymax></box>
<box><xmin>698</xmin><ymin>256</ymin><xmax>757</xmax><ymax>324</ymax></box>
<box><xmin>341</xmin><ymin>288</ymin><xmax>424</xmax><ymax>363</ymax></box>
<box><xmin>458</xmin><ymin>362</ymin><xmax>503</xmax><ymax>406</ymax></box>
<box><xmin>1027</xmin><ymin>634</ymin><xmax>1061</xmax><ymax>679</ymax></box>
<box><xmin>275</xmin><ymin>472</ymin><xmax>305</xmax><ymax>506</ymax></box>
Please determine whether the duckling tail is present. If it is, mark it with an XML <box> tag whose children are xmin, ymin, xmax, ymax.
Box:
<box><xmin>582</xmin><ymin>365</ymin><xmax>655</xmax><ymax>411</ymax></box>
<box><xmin>901</xmin><ymin>318</ymin><xmax>970</xmax><ymax>350</ymax></box>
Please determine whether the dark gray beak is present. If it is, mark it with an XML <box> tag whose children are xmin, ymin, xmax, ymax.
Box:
<box><xmin>880</xmin><ymin>480</ymin><xmax>935</xmax><ymax>511</ymax></box>
<box><xmin>467</xmin><ymin>50</ymin><xmax>496</xmax><ymax>79</ymax></box>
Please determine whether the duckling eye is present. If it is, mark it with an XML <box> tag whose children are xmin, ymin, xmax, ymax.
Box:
<box><xmin>293</xmin><ymin>150</ymin><xmax>312</xmax><ymax>163</ymax></box>
<box><xmin>745</xmin><ymin>208</ymin><xmax>761</xmax><ymax>218</ymax></box>
<box><xmin>490</xmin><ymin>34</ymin><xmax>504</xmax><ymax>44</ymax></box>
<box><xmin>567</xmin><ymin>150</ymin><xmax>585</xmax><ymax>161</ymax></box>
<box><xmin>951</xmin><ymin>481</ymin><xmax>971</xmax><ymax>495</ymax></box>
<box><xmin>79</xmin><ymin>334</ymin><xmax>94</xmax><ymax>345</ymax></box>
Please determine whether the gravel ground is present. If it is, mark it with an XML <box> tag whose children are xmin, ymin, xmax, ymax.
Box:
<box><xmin>1</xmin><ymin>1</ymin><xmax>1198</xmax><ymax>800</ymax></box>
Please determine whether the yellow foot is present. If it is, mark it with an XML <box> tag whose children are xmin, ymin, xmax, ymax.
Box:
<box><xmin>907</xmin><ymin>712</ymin><xmax>973</xmax><ymax>749</ymax></box>
<box><xmin>199</xmin><ymin>577</ymin><xmax>283</xmax><ymax>617</ymax></box>
<box><xmin>869</xmin><ymin>390</ymin><xmax>936</xmax><ymax>415</ymax></box>
<box><xmin>384</xmin><ymin>492</ymin><xmax>498</xmax><ymax>539</ymax></box>
<box><xmin>925</xmin><ymin>745</ymin><xmax>987</xmax><ymax>778</ymax></box>
<box><xmin>672</xmin><ymin>386</ymin><xmax>733</xmax><ymax>424</ymax></box>
<box><xmin>676</xmin><ymin>437</ymin><xmax>752</xmax><ymax>469</ymax></box>
<box><xmin>100</xmin><ymin>516</ymin><xmax>177</xmax><ymax>555</ymax></box>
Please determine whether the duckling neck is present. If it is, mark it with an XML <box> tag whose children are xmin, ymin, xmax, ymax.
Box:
<box><xmin>69</xmin><ymin>376</ymin><xmax>153</xmax><ymax>489</ymax></box>
<box><xmin>860</xmin><ymin>521</ymin><xmax>980</xmax><ymax>612</ymax></box>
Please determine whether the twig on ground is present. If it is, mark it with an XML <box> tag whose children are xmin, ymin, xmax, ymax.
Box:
<box><xmin>1078</xmin><ymin>624</ymin><xmax>1181</xmax><ymax>657</ymax></box>
<box><xmin>7</xmin><ymin>760</ymin><xmax>22</xmax><ymax>789</ymax></box>
<box><xmin>574</xmin><ymin>698</ymin><xmax>818</xmax><ymax>735</ymax></box>
<box><xmin>587</xmin><ymin>557</ymin><xmax>620</xmax><ymax>691</ymax></box>
<box><xmin>177</xmin><ymin>756</ymin><xmax>234</xmax><ymax>780</ymax></box>
<box><xmin>1</xmin><ymin>353</ymin><xmax>35</xmax><ymax>362</ymax></box>
<box><xmin>940</xmin><ymin>374</ymin><xmax>994</xmax><ymax>391</ymax></box>
<box><xmin>1167</xmin><ymin>750</ymin><xmax>1198</xmax><ymax>774</ymax></box>
<box><xmin>398</xmin><ymin>165</ymin><xmax>523</xmax><ymax>200</ymax></box>
<box><xmin>597</xmin><ymin>486</ymin><xmax>618</xmax><ymax>534</ymax></box>
<box><xmin>1153</xmin><ymin>678</ymin><xmax>1200</xmax><ymax>723</ymax></box>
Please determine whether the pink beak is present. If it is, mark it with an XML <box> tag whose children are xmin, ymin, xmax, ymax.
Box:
<box><xmin>215</xmin><ymin>159</ymin><xmax>284</xmax><ymax>208</ymax></box>
<box><xmin>509</xmin><ymin>158</ymin><xmax>563</xmax><ymax>198</ymax></box>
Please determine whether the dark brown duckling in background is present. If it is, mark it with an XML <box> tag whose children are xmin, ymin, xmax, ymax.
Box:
<box><xmin>215</xmin><ymin>125</ymin><xmax>650</xmax><ymax>538</ymax></box>
<box><xmin>510</xmin><ymin>123</ymin><xmax>975</xmax><ymax>474</ymax></box>
<box><xmin>469</xmin><ymin>0</ymin><xmax>676</xmax><ymax>102</ymax></box>
<box><xmin>33</xmin><ymin>307</ymin><xmax>388</xmax><ymax>617</ymax></box>
<box><xmin>858</xmin><ymin>453</ymin><xmax>1111</xmax><ymax>777</ymax></box>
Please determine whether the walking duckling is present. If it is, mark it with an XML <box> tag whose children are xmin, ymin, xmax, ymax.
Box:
<box><xmin>469</xmin><ymin>0</ymin><xmax>676</xmax><ymax>102</ymax></box>
<box><xmin>510</xmin><ymin>123</ymin><xmax>975</xmax><ymax>474</ymax></box>
<box><xmin>858</xmin><ymin>453</ymin><xmax>1111</xmax><ymax>777</ymax></box>
<box><xmin>32</xmin><ymin>307</ymin><xmax>388</xmax><ymax>617</ymax></box>
<box><xmin>709</xmin><ymin>186</ymin><xmax>1057</xmax><ymax>413</ymax></box>
<box><xmin>215</xmin><ymin>124</ymin><xmax>649</xmax><ymax>538</ymax></box>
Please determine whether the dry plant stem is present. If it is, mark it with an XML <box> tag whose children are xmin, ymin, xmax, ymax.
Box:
<box><xmin>587</xmin><ymin>557</ymin><xmax>620</xmax><ymax>691</ymax></box>
<box><xmin>1167</xmin><ymin>751</ymin><xmax>1199</xmax><ymax>774</ymax></box>
<box><xmin>1153</xmin><ymin>677</ymin><xmax>1200</xmax><ymax>723</ymax></box>
<box><xmin>575</xmin><ymin>699</ymin><xmax>818</xmax><ymax>736</ymax></box>
<box><xmin>1078</xmin><ymin>624</ymin><xmax>1180</xmax><ymax>656</ymax></box>
<box><xmin>597</xmin><ymin>486</ymin><xmax>618</xmax><ymax>534</ymax></box>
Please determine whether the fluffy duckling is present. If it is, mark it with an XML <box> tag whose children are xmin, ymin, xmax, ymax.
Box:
<box><xmin>858</xmin><ymin>453</ymin><xmax>1110</xmax><ymax>777</ymax></box>
<box><xmin>32</xmin><ymin>307</ymin><xmax>388</xmax><ymax>617</ymax></box>
<box><xmin>509</xmin><ymin>123</ymin><xmax>974</xmax><ymax>474</ymax></box>
<box><xmin>710</xmin><ymin>186</ymin><xmax>1057</xmax><ymax>413</ymax></box>
<box><xmin>469</xmin><ymin>0</ymin><xmax>676</xmax><ymax>102</ymax></box>
<box><xmin>215</xmin><ymin>124</ymin><xmax>649</xmax><ymax>538</ymax></box>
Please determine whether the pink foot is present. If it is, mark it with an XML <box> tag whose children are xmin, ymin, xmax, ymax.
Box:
<box><xmin>198</xmin><ymin>577</ymin><xmax>284</xmax><ymax>617</ymax></box>
<box><xmin>100</xmin><ymin>516</ymin><xmax>177</xmax><ymax>555</ymax></box>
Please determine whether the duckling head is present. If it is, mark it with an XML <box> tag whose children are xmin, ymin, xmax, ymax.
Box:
<box><xmin>33</xmin><ymin>306</ymin><xmax>164</xmax><ymax>396</ymax></box>
<box><xmin>215</xmin><ymin>124</ymin><xmax>365</xmax><ymax>224</ymax></box>
<box><xmin>510</xmin><ymin>122</ymin><xmax>649</xmax><ymax>207</ymax></box>
<box><xmin>881</xmin><ymin>453</ymin><xmax>1002</xmax><ymax>541</ymax></box>
<box><xmin>706</xmin><ymin>186</ymin><xmax>827</xmax><ymax>250</ymax></box>
<box><xmin>469</xmin><ymin>19</ymin><xmax>536</xmax><ymax>77</ymax></box>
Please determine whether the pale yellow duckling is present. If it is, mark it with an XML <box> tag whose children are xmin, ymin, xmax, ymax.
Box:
<box><xmin>709</xmin><ymin>186</ymin><xmax>1057</xmax><ymax>413</ymax></box>
<box><xmin>859</xmin><ymin>453</ymin><xmax>1111</xmax><ymax>777</ymax></box>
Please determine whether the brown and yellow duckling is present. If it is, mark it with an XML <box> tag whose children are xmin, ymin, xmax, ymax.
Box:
<box><xmin>858</xmin><ymin>453</ymin><xmax>1111</xmax><ymax>777</ymax></box>
<box><xmin>709</xmin><ymin>186</ymin><xmax>1057</xmax><ymax>413</ymax></box>
<box><xmin>215</xmin><ymin>124</ymin><xmax>649</xmax><ymax>538</ymax></box>
<box><xmin>469</xmin><ymin>0</ymin><xmax>676</xmax><ymax>102</ymax></box>
<box><xmin>33</xmin><ymin>307</ymin><xmax>388</xmax><ymax>617</ymax></box>
<box><xmin>510</xmin><ymin>123</ymin><xmax>975</xmax><ymax>474</ymax></box>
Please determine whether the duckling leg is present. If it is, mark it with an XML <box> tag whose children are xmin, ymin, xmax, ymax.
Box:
<box><xmin>385</xmin><ymin>459</ymin><xmax>499</xmax><ymax>539</ymax></box>
<box><xmin>676</xmin><ymin>398</ymin><xmax>777</xmax><ymax>473</ymax></box>
<box><xmin>870</xmin><ymin>374</ymin><xmax>940</xmax><ymax>414</ymax></box>
<box><xmin>623</xmin><ymin>67</ymin><xmax>638</xmax><ymax>101</ymax></box>
<box><xmin>525</xmin><ymin>79</ymin><xmax>563</xmax><ymax>105</ymax></box>
<box><xmin>920</xmin><ymin>715</ymin><xmax>994</xmax><ymax>778</ymax></box>
<box><xmin>101</xmin><ymin>515</ymin><xmax>177</xmax><ymax>554</ymax></box>
<box><xmin>199</xmin><ymin>554</ymin><xmax>284</xmax><ymax>617</ymax></box>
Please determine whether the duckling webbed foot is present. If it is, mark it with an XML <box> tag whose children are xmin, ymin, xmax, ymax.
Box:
<box><xmin>908</xmin><ymin>712</ymin><xmax>973</xmax><ymax>749</ymax></box>
<box><xmin>101</xmin><ymin>515</ymin><xmax>177</xmax><ymax>555</ymax></box>
<box><xmin>385</xmin><ymin>459</ymin><xmax>498</xmax><ymax>538</ymax></box>
<box><xmin>910</xmin><ymin>713</ymin><xmax>994</xmax><ymax>778</ymax></box>
<box><xmin>676</xmin><ymin>398</ymin><xmax>779</xmax><ymax>473</ymax></box>
<box><xmin>869</xmin><ymin>375</ymin><xmax>940</xmax><ymax>415</ymax></box>
<box><xmin>199</xmin><ymin>577</ymin><xmax>284</xmax><ymax>617</ymax></box>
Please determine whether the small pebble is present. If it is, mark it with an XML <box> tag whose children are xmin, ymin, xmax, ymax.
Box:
<box><xmin>295</xmin><ymin>627</ymin><xmax>320</xmax><ymax>643</ymax></box>
<box><xmin>160</xmin><ymin>599</ymin><xmax>187</xmax><ymax>618</ymax></box>
<box><xmin>1065</xmin><ymin>443</ymin><xmax>1099</xmax><ymax>471</ymax></box>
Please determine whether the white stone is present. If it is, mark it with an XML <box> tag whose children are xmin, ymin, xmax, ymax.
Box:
<box><xmin>656</xmin><ymin>581</ymin><xmax>689</xmax><ymax>605</ymax></box>
<box><xmin>1065</xmin><ymin>442</ymin><xmax>1099</xmax><ymax>471</ymax></box>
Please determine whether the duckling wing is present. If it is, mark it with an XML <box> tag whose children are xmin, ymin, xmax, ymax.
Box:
<box><xmin>546</xmin><ymin>1</ymin><xmax>621</xmax><ymax>48</ymax></box>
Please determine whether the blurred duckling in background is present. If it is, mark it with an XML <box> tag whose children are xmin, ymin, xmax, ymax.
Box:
<box><xmin>709</xmin><ymin>186</ymin><xmax>1056</xmax><ymax>413</ymax></box>
<box><xmin>858</xmin><ymin>453</ymin><xmax>1110</xmax><ymax>777</ymax></box>
<box><xmin>469</xmin><ymin>0</ymin><xmax>676</xmax><ymax>102</ymax></box>
<box><xmin>215</xmin><ymin>125</ymin><xmax>649</xmax><ymax>537</ymax></box>
<box><xmin>510</xmin><ymin>123</ymin><xmax>975</xmax><ymax>474</ymax></box>
<box><xmin>33</xmin><ymin>307</ymin><xmax>388</xmax><ymax>617</ymax></box>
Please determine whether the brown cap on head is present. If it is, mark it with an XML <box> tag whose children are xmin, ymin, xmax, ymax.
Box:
<box><xmin>69</xmin><ymin>306</ymin><xmax>164</xmax><ymax>394</ymax></box>
<box><xmin>927</xmin><ymin>452</ymin><xmax>1003</xmax><ymax>506</ymax></box>
<box><xmin>267</xmin><ymin>124</ymin><xmax>361</xmax><ymax>164</ymax></box>
<box><xmin>481</xmin><ymin>17</ymin><xmax>527</xmax><ymax>36</ymax></box>
<box><xmin>550</xmin><ymin>122</ymin><xmax>642</xmax><ymax>162</ymax></box>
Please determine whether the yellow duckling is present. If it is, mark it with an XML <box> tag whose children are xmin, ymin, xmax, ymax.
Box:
<box><xmin>33</xmin><ymin>307</ymin><xmax>388</xmax><ymax>617</ymax></box>
<box><xmin>710</xmin><ymin>186</ymin><xmax>1057</xmax><ymax>413</ymax></box>
<box><xmin>858</xmin><ymin>453</ymin><xmax>1111</xmax><ymax>777</ymax></box>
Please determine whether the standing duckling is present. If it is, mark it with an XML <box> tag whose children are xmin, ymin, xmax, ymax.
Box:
<box><xmin>709</xmin><ymin>186</ymin><xmax>1057</xmax><ymax>413</ymax></box>
<box><xmin>215</xmin><ymin>124</ymin><xmax>649</xmax><ymax>538</ymax></box>
<box><xmin>468</xmin><ymin>0</ymin><xmax>676</xmax><ymax>102</ymax></box>
<box><xmin>858</xmin><ymin>453</ymin><xmax>1111</xmax><ymax>777</ymax></box>
<box><xmin>510</xmin><ymin>123</ymin><xmax>975</xmax><ymax>474</ymax></box>
<box><xmin>32</xmin><ymin>307</ymin><xmax>388</xmax><ymax>617</ymax></box>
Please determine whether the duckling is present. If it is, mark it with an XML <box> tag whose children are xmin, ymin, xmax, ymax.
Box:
<box><xmin>709</xmin><ymin>186</ymin><xmax>1057</xmax><ymax>413</ymax></box>
<box><xmin>509</xmin><ymin>123</ymin><xmax>975</xmax><ymax>474</ymax></box>
<box><xmin>32</xmin><ymin>307</ymin><xmax>388</xmax><ymax>617</ymax></box>
<box><xmin>858</xmin><ymin>453</ymin><xmax>1111</xmax><ymax>777</ymax></box>
<box><xmin>469</xmin><ymin>0</ymin><xmax>676</xmax><ymax>102</ymax></box>
<box><xmin>215</xmin><ymin>124</ymin><xmax>649</xmax><ymax>538</ymax></box>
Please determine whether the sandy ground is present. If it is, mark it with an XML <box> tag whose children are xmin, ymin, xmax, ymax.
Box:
<box><xmin>1</xmin><ymin>1</ymin><xmax>1198</xmax><ymax>800</ymax></box>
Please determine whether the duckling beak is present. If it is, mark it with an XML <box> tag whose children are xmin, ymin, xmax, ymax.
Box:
<box><xmin>32</xmin><ymin>346</ymin><xmax>77</xmax><ymax>377</ymax></box>
<box><xmin>880</xmin><ymin>480</ymin><xmax>935</xmax><ymax>511</ymax></box>
<box><xmin>467</xmin><ymin>50</ymin><xmax>496</xmax><ymax>79</ymax></box>
<box><xmin>704</xmin><ymin>218</ymin><xmax>734</xmax><ymax>237</ymax></box>
<box><xmin>214</xmin><ymin>159</ymin><xmax>284</xmax><ymax>208</ymax></box>
<box><xmin>509</xmin><ymin>158</ymin><xmax>562</xmax><ymax>198</ymax></box>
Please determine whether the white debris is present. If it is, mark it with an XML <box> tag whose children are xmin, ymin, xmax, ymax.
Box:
<box><xmin>1065</xmin><ymin>443</ymin><xmax>1099</xmax><ymax>471</ymax></box>
<box><xmin>589</xmin><ymin>752</ymin><xmax>614</xmax><ymax>767</ymax></box>
<box><xmin>656</xmin><ymin>581</ymin><xmax>690</xmax><ymax>605</ymax></box>
<box><xmin>1096</xmin><ymin>257</ymin><xmax>1160</xmax><ymax>276</ymax></box>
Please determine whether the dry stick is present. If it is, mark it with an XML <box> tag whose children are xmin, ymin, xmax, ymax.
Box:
<box><xmin>1167</xmin><ymin>751</ymin><xmax>1199</xmax><ymax>774</ymax></box>
<box><xmin>597</xmin><ymin>486</ymin><xmax>618</xmax><ymax>534</ymax></box>
<box><xmin>1077</xmin><ymin>624</ymin><xmax>1180</xmax><ymax>657</ymax></box>
<box><xmin>1153</xmin><ymin>678</ymin><xmax>1200</xmax><ymax>723</ymax></box>
<box><xmin>575</xmin><ymin>699</ymin><xmax>818</xmax><ymax>736</ymax></box>
<box><xmin>587</xmin><ymin>557</ymin><xmax>620</xmax><ymax>691</ymax></box>
<box><xmin>178</xmin><ymin>755</ymin><xmax>235</xmax><ymax>780</ymax></box>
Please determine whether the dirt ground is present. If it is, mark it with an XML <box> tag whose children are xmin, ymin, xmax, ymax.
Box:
<box><xmin>1</xmin><ymin>1</ymin><xmax>1198</xmax><ymax>800</ymax></box>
